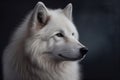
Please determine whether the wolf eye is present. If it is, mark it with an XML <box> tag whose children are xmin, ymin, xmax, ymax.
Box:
<box><xmin>56</xmin><ymin>33</ymin><xmax>64</xmax><ymax>37</ymax></box>
<box><xmin>72</xmin><ymin>33</ymin><xmax>74</xmax><ymax>36</ymax></box>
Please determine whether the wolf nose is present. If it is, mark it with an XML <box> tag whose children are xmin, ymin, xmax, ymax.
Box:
<box><xmin>80</xmin><ymin>47</ymin><xmax>88</xmax><ymax>56</ymax></box>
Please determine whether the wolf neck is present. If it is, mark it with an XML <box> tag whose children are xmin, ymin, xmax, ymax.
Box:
<box><xmin>33</xmin><ymin>61</ymin><xmax>80</xmax><ymax>80</ymax></box>
<box><xmin>14</xmin><ymin>50</ymin><xmax>80</xmax><ymax>80</ymax></box>
<box><xmin>16</xmin><ymin>53</ymin><xmax>80</xmax><ymax>80</ymax></box>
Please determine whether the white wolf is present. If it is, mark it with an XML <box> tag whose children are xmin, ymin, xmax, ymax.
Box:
<box><xmin>2</xmin><ymin>2</ymin><xmax>88</xmax><ymax>80</ymax></box>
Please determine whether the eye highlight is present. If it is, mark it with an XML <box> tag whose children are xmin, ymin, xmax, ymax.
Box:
<box><xmin>56</xmin><ymin>33</ymin><xmax>64</xmax><ymax>37</ymax></box>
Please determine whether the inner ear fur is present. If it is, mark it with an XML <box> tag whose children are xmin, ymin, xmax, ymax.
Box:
<box><xmin>31</xmin><ymin>2</ymin><xmax>50</xmax><ymax>29</ymax></box>
<box><xmin>63</xmin><ymin>3</ymin><xmax>73</xmax><ymax>20</ymax></box>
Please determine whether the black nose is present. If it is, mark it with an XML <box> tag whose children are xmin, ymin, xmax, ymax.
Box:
<box><xmin>80</xmin><ymin>47</ymin><xmax>88</xmax><ymax>56</ymax></box>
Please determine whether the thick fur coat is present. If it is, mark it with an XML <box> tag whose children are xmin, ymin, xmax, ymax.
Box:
<box><xmin>2</xmin><ymin>2</ymin><xmax>87</xmax><ymax>80</ymax></box>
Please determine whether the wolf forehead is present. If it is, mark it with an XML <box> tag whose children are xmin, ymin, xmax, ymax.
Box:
<box><xmin>31</xmin><ymin>2</ymin><xmax>79</xmax><ymax>39</ymax></box>
<box><xmin>44</xmin><ymin>13</ymin><xmax>77</xmax><ymax>35</ymax></box>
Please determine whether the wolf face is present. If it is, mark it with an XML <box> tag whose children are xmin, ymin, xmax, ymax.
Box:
<box><xmin>25</xmin><ymin>2</ymin><xmax>88</xmax><ymax>62</ymax></box>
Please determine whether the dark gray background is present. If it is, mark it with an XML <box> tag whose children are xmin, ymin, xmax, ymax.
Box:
<box><xmin>0</xmin><ymin>0</ymin><xmax>120</xmax><ymax>80</ymax></box>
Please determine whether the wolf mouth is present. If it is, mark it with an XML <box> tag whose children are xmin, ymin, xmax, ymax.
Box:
<box><xmin>58</xmin><ymin>54</ymin><xmax>81</xmax><ymax>61</ymax></box>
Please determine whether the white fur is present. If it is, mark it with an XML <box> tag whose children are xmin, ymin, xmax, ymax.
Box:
<box><xmin>2</xmin><ymin>2</ymin><xmax>83</xmax><ymax>80</ymax></box>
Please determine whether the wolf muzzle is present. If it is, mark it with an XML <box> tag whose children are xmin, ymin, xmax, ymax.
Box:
<box><xmin>58</xmin><ymin>47</ymin><xmax>88</xmax><ymax>61</ymax></box>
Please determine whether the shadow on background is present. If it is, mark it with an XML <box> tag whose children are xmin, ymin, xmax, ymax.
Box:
<box><xmin>0</xmin><ymin>0</ymin><xmax>120</xmax><ymax>80</ymax></box>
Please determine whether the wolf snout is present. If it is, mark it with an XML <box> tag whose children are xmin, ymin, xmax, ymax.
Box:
<box><xmin>80</xmin><ymin>47</ymin><xmax>88</xmax><ymax>57</ymax></box>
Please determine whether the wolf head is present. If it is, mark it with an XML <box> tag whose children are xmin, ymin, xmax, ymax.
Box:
<box><xmin>25</xmin><ymin>2</ymin><xmax>88</xmax><ymax>62</ymax></box>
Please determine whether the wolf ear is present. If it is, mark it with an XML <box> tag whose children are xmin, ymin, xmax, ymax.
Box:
<box><xmin>31</xmin><ymin>2</ymin><xmax>49</xmax><ymax>28</ymax></box>
<box><xmin>63</xmin><ymin>3</ymin><xmax>73</xmax><ymax>20</ymax></box>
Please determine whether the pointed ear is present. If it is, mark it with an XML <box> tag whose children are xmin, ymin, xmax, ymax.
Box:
<box><xmin>31</xmin><ymin>2</ymin><xmax>49</xmax><ymax>29</ymax></box>
<box><xmin>63</xmin><ymin>3</ymin><xmax>73</xmax><ymax>20</ymax></box>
